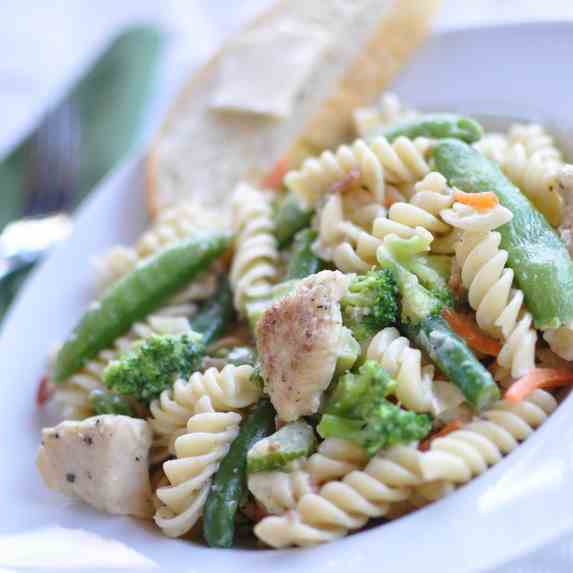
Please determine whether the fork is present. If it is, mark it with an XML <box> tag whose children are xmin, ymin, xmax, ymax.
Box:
<box><xmin>0</xmin><ymin>100</ymin><xmax>79</xmax><ymax>284</ymax></box>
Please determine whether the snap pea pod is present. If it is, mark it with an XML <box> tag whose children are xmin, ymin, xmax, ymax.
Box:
<box><xmin>383</xmin><ymin>114</ymin><xmax>483</xmax><ymax>143</ymax></box>
<box><xmin>433</xmin><ymin>139</ymin><xmax>573</xmax><ymax>329</ymax></box>
<box><xmin>189</xmin><ymin>276</ymin><xmax>235</xmax><ymax>346</ymax></box>
<box><xmin>203</xmin><ymin>399</ymin><xmax>275</xmax><ymax>548</ymax></box>
<box><xmin>286</xmin><ymin>229</ymin><xmax>323</xmax><ymax>280</ymax></box>
<box><xmin>402</xmin><ymin>315</ymin><xmax>500</xmax><ymax>411</ymax></box>
<box><xmin>52</xmin><ymin>234</ymin><xmax>229</xmax><ymax>384</ymax></box>
<box><xmin>273</xmin><ymin>192</ymin><xmax>313</xmax><ymax>249</ymax></box>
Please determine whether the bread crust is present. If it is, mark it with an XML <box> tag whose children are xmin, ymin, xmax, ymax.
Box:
<box><xmin>146</xmin><ymin>0</ymin><xmax>441</xmax><ymax>218</ymax></box>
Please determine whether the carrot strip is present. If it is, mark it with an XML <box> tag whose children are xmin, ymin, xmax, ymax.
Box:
<box><xmin>261</xmin><ymin>157</ymin><xmax>289</xmax><ymax>190</ymax></box>
<box><xmin>442</xmin><ymin>308</ymin><xmax>502</xmax><ymax>356</ymax></box>
<box><xmin>328</xmin><ymin>169</ymin><xmax>360</xmax><ymax>195</ymax></box>
<box><xmin>453</xmin><ymin>189</ymin><xmax>498</xmax><ymax>210</ymax></box>
<box><xmin>36</xmin><ymin>375</ymin><xmax>54</xmax><ymax>406</ymax></box>
<box><xmin>505</xmin><ymin>368</ymin><xmax>573</xmax><ymax>402</ymax></box>
<box><xmin>420</xmin><ymin>419</ymin><xmax>464</xmax><ymax>451</ymax></box>
<box><xmin>384</xmin><ymin>186</ymin><xmax>405</xmax><ymax>208</ymax></box>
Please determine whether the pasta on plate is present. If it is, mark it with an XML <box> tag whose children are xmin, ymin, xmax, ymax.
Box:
<box><xmin>36</xmin><ymin>93</ymin><xmax>573</xmax><ymax>550</ymax></box>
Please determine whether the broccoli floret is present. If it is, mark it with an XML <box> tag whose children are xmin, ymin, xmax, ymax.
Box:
<box><xmin>377</xmin><ymin>235</ymin><xmax>444</xmax><ymax>325</ymax></box>
<box><xmin>318</xmin><ymin>361</ymin><xmax>431</xmax><ymax>456</ymax></box>
<box><xmin>103</xmin><ymin>333</ymin><xmax>205</xmax><ymax>403</ymax></box>
<box><xmin>341</xmin><ymin>269</ymin><xmax>399</xmax><ymax>342</ymax></box>
<box><xmin>408</xmin><ymin>254</ymin><xmax>454</xmax><ymax>308</ymax></box>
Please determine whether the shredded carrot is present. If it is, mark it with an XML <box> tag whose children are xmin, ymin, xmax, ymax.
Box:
<box><xmin>36</xmin><ymin>375</ymin><xmax>54</xmax><ymax>406</ymax></box>
<box><xmin>453</xmin><ymin>190</ymin><xmax>499</xmax><ymax>210</ymax></box>
<box><xmin>505</xmin><ymin>368</ymin><xmax>573</xmax><ymax>402</ymax></box>
<box><xmin>328</xmin><ymin>169</ymin><xmax>361</xmax><ymax>195</ymax></box>
<box><xmin>261</xmin><ymin>157</ymin><xmax>289</xmax><ymax>190</ymax></box>
<box><xmin>442</xmin><ymin>308</ymin><xmax>502</xmax><ymax>356</ymax></box>
<box><xmin>420</xmin><ymin>419</ymin><xmax>464</xmax><ymax>451</ymax></box>
<box><xmin>384</xmin><ymin>186</ymin><xmax>405</xmax><ymax>208</ymax></box>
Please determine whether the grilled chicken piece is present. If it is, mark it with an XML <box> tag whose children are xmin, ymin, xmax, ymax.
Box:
<box><xmin>257</xmin><ymin>270</ymin><xmax>351</xmax><ymax>421</ymax></box>
<box><xmin>37</xmin><ymin>415</ymin><xmax>153</xmax><ymax>518</ymax></box>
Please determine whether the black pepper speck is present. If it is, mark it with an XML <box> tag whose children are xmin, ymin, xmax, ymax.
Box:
<box><xmin>66</xmin><ymin>473</ymin><xmax>76</xmax><ymax>483</ymax></box>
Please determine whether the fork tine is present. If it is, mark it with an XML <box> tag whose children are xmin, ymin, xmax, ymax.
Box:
<box><xmin>25</xmin><ymin>99</ymin><xmax>81</xmax><ymax>217</ymax></box>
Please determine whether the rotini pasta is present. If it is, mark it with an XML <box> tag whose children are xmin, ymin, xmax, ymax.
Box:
<box><xmin>449</xmin><ymin>227</ymin><xmax>537</xmax><ymax>378</ymax></box>
<box><xmin>254</xmin><ymin>445</ymin><xmax>424</xmax><ymax>547</ymax></box>
<box><xmin>248</xmin><ymin>438</ymin><xmax>368</xmax><ymax>515</ymax></box>
<box><xmin>367</xmin><ymin>327</ymin><xmax>435</xmax><ymax>413</ymax></box>
<box><xmin>229</xmin><ymin>183</ymin><xmax>279</xmax><ymax>315</ymax></box>
<box><xmin>285</xmin><ymin>139</ymin><xmax>384</xmax><ymax>208</ymax></box>
<box><xmin>353</xmin><ymin>91</ymin><xmax>417</xmax><ymax>138</ymax></box>
<box><xmin>154</xmin><ymin>395</ymin><xmax>242</xmax><ymax>537</ymax></box>
<box><xmin>419</xmin><ymin>390</ymin><xmax>557</xmax><ymax>485</ymax></box>
<box><xmin>332</xmin><ymin>172</ymin><xmax>453</xmax><ymax>272</ymax></box>
<box><xmin>148</xmin><ymin>364</ymin><xmax>259</xmax><ymax>463</ymax></box>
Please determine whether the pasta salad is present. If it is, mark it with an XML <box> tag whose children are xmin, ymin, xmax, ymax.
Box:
<box><xmin>37</xmin><ymin>93</ymin><xmax>573</xmax><ymax>549</ymax></box>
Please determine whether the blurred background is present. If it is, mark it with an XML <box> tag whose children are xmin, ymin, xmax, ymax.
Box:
<box><xmin>1</xmin><ymin>0</ymin><xmax>573</xmax><ymax>571</ymax></box>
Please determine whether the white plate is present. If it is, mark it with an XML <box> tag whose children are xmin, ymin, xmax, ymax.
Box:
<box><xmin>1</xmin><ymin>22</ymin><xmax>573</xmax><ymax>573</ymax></box>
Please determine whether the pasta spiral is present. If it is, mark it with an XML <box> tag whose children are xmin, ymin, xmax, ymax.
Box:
<box><xmin>353</xmin><ymin>92</ymin><xmax>417</xmax><ymax>138</ymax></box>
<box><xmin>229</xmin><ymin>184</ymin><xmax>279</xmax><ymax>315</ymax></box>
<box><xmin>451</xmin><ymin>228</ymin><xmax>537</xmax><ymax>378</ymax></box>
<box><xmin>332</xmin><ymin>172</ymin><xmax>453</xmax><ymax>272</ymax></box>
<box><xmin>248</xmin><ymin>438</ymin><xmax>368</xmax><ymax>515</ymax></box>
<box><xmin>285</xmin><ymin>139</ymin><xmax>384</xmax><ymax>208</ymax></box>
<box><xmin>501</xmin><ymin>143</ymin><xmax>564</xmax><ymax>226</ymax></box>
<box><xmin>315</xmin><ymin>191</ymin><xmax>384</xmax><ymax>268</ymax></box>
<box><xmin>507</xmin><ymin>123</ymin><xmax>562</xmax><ymax>162</ymax></box>
<box><xmin>254</xmin><ymin>445</ymin><xmax>424</xmax><ymax>548</ymax></box>
<box><xmin>148</xmin><ymin>364</ymin><xmax>259</xmax><ymax>463</ymax></box>
<box><xmin>367</xmin><ymin>327</ymin><xmax>435</xmax><ymax>413</ymax></box>
<box><xmin>154</xmin><ymin>395</ymin><xmax>242</xmax><ymax>537</ymax></box>
<box><xmin>419</xmin><ymin>390</ymin><xmax>557</xmax><ymax>485</ymax></box>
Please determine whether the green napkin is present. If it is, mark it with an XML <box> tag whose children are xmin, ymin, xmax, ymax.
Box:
<box><xmin>0</xmin><ymin>25</ymin><xmax>166</xmax><ymax>319</ymax></box>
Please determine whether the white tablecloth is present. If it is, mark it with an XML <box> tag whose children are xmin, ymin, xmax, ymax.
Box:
<box><xmin>1</xmin><ymin>1</ymin><xmax>572</xmax><ymax>570</ymax></box>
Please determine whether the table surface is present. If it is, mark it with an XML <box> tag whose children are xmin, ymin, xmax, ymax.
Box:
<box><xmin>1</xmin><ymin>1</ymin><xmax>572</xmax><ymax>571</ymax></box>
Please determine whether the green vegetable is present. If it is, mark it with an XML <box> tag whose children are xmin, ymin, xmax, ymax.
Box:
<box><xmin>335</xmin><ymin>327</ymin><xmax>361</xmax><ymax>375</ymax></box>
<box><xmin>189</xmin><ymin>277</ymin><xmax>235</xmax><ymax>346</ymax></box>
<box><xmin>286</xmin><ymin>229</ymin><xmax>323</xmax><ymax>279</ymax></box>
<box><xmin>103</xmin><ymin>333</ymin><xmax>205</xmax><ymax>402</ymax></box>
<box><xmin>318</xmin><ymin>361</ymin><xmax>431</xmax><ymax>456</ymax></box>
<box><xmin>340</xmin><ymin>268</ymin><xmax>399</xmax><ymax>343</ymax></box>
<box><xmin>89</xmin><ymin>389</ymin><xmax>133</xmax><ymax>416</ymax></box>
<box><xmin>378</xmin><ymin>234</ymin><xmax>499</xmax><ymax>410</ymax></box>
<box><xmin>52</xmin><ymin>234</ymin><xmax>229</xmax><ymax>384</ymax></box>
<box><xmin>433</xmin><ymin>139</ymin><xmax>573</xmax><ymax>329</ymax></box>
<box><xmin>383</xmin><ymin>113</ymin><xmax>483</xmax><ymax>143</ymax></box>
<box><xmin>273</xmin><ymin>192</ymin><xmax>313</xmax><ymax>249</ymax></box>
<box><xmin>203</xmin><ymin>399</ymin><xmax>275</xmax><ymax>548</ymax></box>
<box><xmin>247</xmin><ymin>420</ymin><xmax>316</xmax><ymax>473</ymax></box>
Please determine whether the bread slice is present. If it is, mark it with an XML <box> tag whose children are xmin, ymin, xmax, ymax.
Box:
<box><xmin>147</xmin><ymin>0</ymin><xmax>441</xmax><ymax>216</ymax></box>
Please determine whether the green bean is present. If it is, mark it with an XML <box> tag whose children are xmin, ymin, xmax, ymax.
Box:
<box><xmin>433</xmin><ymin>139</ymin><xmax>573</xmax><ymax>329</ymax></box>
<box><xmin>403</xmin><ymin>316</ymin><xmax>500</xmax><ymax>411</ymax></box>
<box><xmin>286</xmin><ymin>229</ymin><xmax>323</xmax><ymax>279</ymax></box>
<box><xmin>52</xmin><ymin>234</ymin><xmax>229</xmax><ymax>384</ymax></box>
<box><xmin>203</xmin><ymin>399</ymin><xmax>275</xmax><ymax>548</ymax></box>
<box><xmin>383</xmin><ymin>114</ymin><xmax>483</xmax><ymax>143</ymax></box>
<box><xmin>189</xmin><ymin>276</ymin><xmax>235</xmax><ymax>346</ymax></box>
<box><xmin>273</xmin><ymin>192</ymin><xmax>313</xmax><ymax>249</ymax></box>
